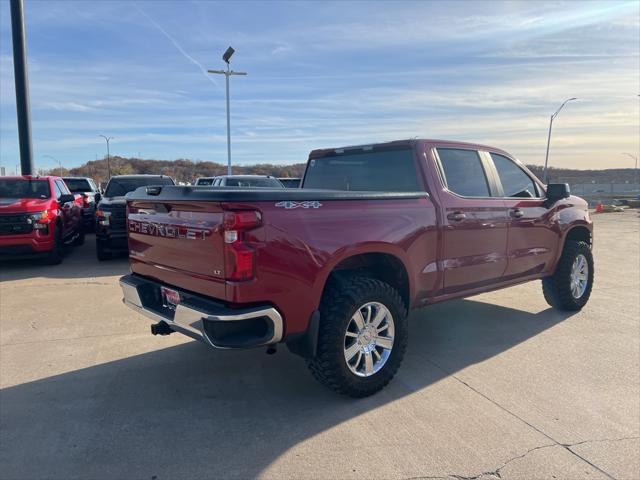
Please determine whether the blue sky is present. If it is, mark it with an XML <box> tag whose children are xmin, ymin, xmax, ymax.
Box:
<box><xmin>0</xmin><ymin>0</ymin><xmax>638</xmax><ymax>173</ymax></box>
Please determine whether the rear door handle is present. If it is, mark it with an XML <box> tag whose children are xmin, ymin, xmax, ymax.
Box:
<box><xmin>447</xmin><ymin>211</ymin><xmax>466</xmax><ymax>222</ymax></box>
<box><xmin>510</xmin><ymin>208</ymin><xmax>524</xmax><ymax>218</ymax></box>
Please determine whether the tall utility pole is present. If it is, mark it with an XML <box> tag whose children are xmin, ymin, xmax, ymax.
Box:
<box><xmin>621</xmin><ymin>152</ymin><xmax>639</xmax><ymax>188</ymax></box>
<box><xmin>10</xmin><ymin>0</ymin><xmax>33</xmax><ymax>175</ymax></box>
<box><xmin>208</xmin><ymin>47</ymin><xmax>247</xmax><ymax>176</ymax></box>
<box><xmin>45</xmin><ymin>155</ymin><xmax>62</xmax><ymax>176</ymax></box>
<box><xmin>99</xmin><ymin>135</ymin><xmax>114</xmax><ymax>179</ymax></box>
<box><xmin>543</xmin><ymin>97</ymin><xmax>578</xmax><ymax>183</ymax></box>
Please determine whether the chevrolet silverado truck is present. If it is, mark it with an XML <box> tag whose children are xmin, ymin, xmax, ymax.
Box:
<box><xmin>119</xmin><ymin>139</ymin><xmax>594</xmax><ymax>397</ymax></box>
<box><xmin>0</xmin><ymin>175</ymin><xmax>84</xmax><ymax>264</ymax></box>
<box><xmin>96</xmin><ymin>174</ymin><xmax>174</xmax><ymax>260</ymax></box>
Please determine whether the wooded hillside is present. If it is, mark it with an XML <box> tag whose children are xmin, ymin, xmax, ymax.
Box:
<box><xmin>46</xmin><ymin>157</ymin><xmax>307</xmax><ymax>185</ymax></box>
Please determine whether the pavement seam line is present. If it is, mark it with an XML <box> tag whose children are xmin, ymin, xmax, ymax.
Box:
<box><xmin>421</xmin><ymin>356</ymin><xmax>618</xmax><ymax>480</ymax></box>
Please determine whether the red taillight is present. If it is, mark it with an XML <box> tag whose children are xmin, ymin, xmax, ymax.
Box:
<box><xmin>223</xmin><ymin>210</ymin><xmax>262</xmax><ymax>230</ymax></box>
<box><xmin>83</xmin><ymin>194</ymin><xmax>90</xmax><ymax>208</ymax></box>
<box><xmin>223</xmin><ymin>210</ymin><xmax>261</xmax><ymax>281</ymax></box>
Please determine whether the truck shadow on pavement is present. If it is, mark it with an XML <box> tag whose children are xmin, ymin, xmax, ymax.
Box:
<box><xmin>1</xmin><ymin>299</ymin><xmax>575</xmax><ymax>479</ymax></box>
<box><xmin>0</xmin><ymin>234</ymin><xmax>128</xmax><ymax>282</ymax></box>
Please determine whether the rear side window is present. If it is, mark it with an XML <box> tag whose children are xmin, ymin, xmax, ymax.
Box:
<box><xmin>303</xmin><ymin>148</ymin><xmax>421</xmax><ymax>191</ymax></box>
<box><xmin>437</xmin><ymin>148</ymin><xmax>490</xmax><ymax>197</ymax></box>
<box><xmin>490</xmin><ymin>154</ymin><xmax>540</xmax><ymax>198</ymax></box>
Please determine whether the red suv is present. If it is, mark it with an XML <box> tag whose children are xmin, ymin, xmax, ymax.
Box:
<box><xmin>0</xmin><ymin>176</ymin><xmax>84</xmax><ymax>264</ymax></box>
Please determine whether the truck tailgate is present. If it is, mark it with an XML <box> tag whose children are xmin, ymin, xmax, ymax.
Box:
<box><xmin>127</xmin><ymin>199</ymin><xmax>227</xmax><ymax>299</ymax></box>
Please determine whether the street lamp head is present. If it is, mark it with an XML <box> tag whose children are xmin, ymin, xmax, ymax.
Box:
<box><xmin>223</xmin><ymin>46</ymin><xmax>235</xmax><ymax>64</ymax></box>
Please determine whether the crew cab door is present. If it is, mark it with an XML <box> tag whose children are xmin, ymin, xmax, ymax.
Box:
<box><xmin>432</xmin><ymin>147</ymin><xmax>509</xmax><ymax>293</ymax></box>
<box><xmin>486</xmin><ymin>152</ymin><xmax>558</xmax><ymax>278</ymax></box>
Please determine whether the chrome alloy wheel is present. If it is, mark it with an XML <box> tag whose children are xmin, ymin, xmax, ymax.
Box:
<box><xmin>570</xmin><ymin>253</ymin><xmax>589</xmax><ymax>299</ymax></box>
<box><xmin>343</xmin><ymin>302</ymin><xmax>395</xmax><ymax>377</ymax></box>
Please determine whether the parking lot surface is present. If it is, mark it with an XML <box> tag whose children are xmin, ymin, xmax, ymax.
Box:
<box><xmin>1</xmin><ymin>212</ymin><xmax>638</xmax><ymax>480</ymax></box>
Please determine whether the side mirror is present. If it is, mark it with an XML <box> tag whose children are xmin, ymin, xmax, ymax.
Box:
<box><xmin>546</xmin><ymin>183</ymin><xmax>570</xmax><ymax>203</ymax></box>
<box><xmin>95</xmin><ymin>192</ymin><xmax>102</xmax><ymax>203</ymax></box>
<box><xmin>58</xmin><ymin>193</ymin><xmax>75</xmax><ymax>204</ymax></box>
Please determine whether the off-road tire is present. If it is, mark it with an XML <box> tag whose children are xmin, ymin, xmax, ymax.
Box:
<box><xmin>306</xmin><ymin>276</ymin><xmax>408</xmax><ymax>397</ymax></box>
<box><xmin>96</xmin><ymin>242</ymin><xmax>112</xmax><ymax>261</ymax></box>
<box><xmin>72</xmin><ymin>228</ymin><xmax>85</xmax><ymax>246</ymax></box>
<box><xmin>542</xmin><ymin>240</ymin><xmax>593</xmax><ymax>311</ymax></box>
<box><xmin>45</xmin><ymin>225</ymin><xmax>63</xmax><ymax>265</ymax></box>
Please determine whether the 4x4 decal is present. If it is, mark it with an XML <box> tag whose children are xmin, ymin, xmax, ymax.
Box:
<box><xmin>275</xmin><ymin>201</ymin><xmax>322</xmax><ymax>209</ymax></box>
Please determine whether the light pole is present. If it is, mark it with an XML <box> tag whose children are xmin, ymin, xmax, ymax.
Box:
<box><xmin>543</xmin><ymin>97</ymin><xmax>577</xmax><ymax>183</ymax></box>
<box><xmin>99</xmin><ymin>134</ymin><xmax>114</xmax><ymax>180</ymax></box>
<box><xmin>208</xmin><ymin>47</ymin><xmax>247</xmax><ymax>176</ymax></box>
<box><xmin>44</xmin><ymin>155</ymin><xmax>62</xmax><ymax>176</ymax></box>
<box><xmin>622</xmin><ymin>152</ymin><xmax>639</xmax><ymax>189</ymax></box>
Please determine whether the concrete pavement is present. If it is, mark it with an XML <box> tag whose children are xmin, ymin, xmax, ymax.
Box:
<box><xmin>1</xmin><ymin>212</ymin><xmax>638</xmax><ymax>479</ymax></box>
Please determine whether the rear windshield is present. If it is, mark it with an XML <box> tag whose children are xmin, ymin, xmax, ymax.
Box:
<box><xmin>104</xmin><ymin>177</ymin><xmax>174</xmax><ymax>197</ymax></box>
<box><xmin>196</xmin><ymin>178</ymin><xmax>215</xmax><ymax>186</ymax></box>
<box><xmin>63</xmin><ymin>178</ymin><xmax>92</xmax><ymax>192</ymax></box>
<box><xmin>224</xmin><ymin>177</ymin><xmax>283</xmax><ymax>188</ymax></box>
<box><xmin>303</xmin><ymin>148</ymin><xmax>421</xmax><ymax>191</ymax></box>
<box><xmin>0</xmin><ymin>179</ymin><xmax>51</xmax><ymax>199</ymax></box>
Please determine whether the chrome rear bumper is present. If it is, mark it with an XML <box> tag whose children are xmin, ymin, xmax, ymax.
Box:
<box><xmin>120</xmin><ymin>274</ymin><xmax>283</xmax><ymax>349</ymax></box>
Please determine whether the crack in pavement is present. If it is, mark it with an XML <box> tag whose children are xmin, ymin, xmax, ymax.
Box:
<box><xmin>417</xmin><ymin>355</ymin><xmax>626</xmax><ymax>480</ymax></box>
<box><xmin>404</xmin><ymin>436</ymin><xmax>639</xmax><ymax>480</ymax></box>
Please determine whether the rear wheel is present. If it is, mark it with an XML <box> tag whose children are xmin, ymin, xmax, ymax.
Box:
<box><xmin>96</xmin><ymin>241</ymin><xmax>111</xmax><ymax>261</ymax></box>
<box><xmin>307</xmin><ymin>276</ymin><xmax>408</xmax><ymax>397</ymax></box>
<box><xmin>542</xmin><ymin>240</ymin><xmax>594</xmax><ymax>311</ymax></box>
<box><xmin>45</xmin><ymin>225</ymin><xmax>63</xmax><ymax>265</ymax></box>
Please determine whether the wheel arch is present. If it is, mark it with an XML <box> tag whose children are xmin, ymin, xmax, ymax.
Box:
<box><xmin>563</xmin><ymin>224</ymin><xmax>592</xmax><ymax>248</ymax></box>
<box><xmin>316</xmin><ymin>248</ymin><xmax>413</xmax><ymax>312</ymax></box>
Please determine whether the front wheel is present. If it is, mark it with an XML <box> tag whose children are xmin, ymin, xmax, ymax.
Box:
<box><xmin>44</xmin><ymin>225</ymin><xmax>63</xmax><ymax>265</ymax></box>
<box><xmin>542</xmin><ymin>240</ymin><xmax>594</xmax><ymax>311</ymax></box>
<box><xmin>307</xmin><ymin>276</ymin><xmax>408</xmax><ymax>397</ymax></box>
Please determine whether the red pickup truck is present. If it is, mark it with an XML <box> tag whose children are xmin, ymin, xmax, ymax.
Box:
<box><xmin>0</xmin><ymin>176</ymin><xmax>84</xmax><ymax>264</ymax></box>
<box><xmin>120</xmin><ymin>139</ymin><xmax>594</xmax><ymax>397</ymax></box>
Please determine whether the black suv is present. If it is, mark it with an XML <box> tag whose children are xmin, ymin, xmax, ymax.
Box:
<box><xmin>95</xmin><ymin>175</ymin><xmax>175</xmax><ymax>260</ymax></box>
<box><xmin>62</xmin><ymin>177</ymin><xmax>101</xmax><ymax>231</ymax></box>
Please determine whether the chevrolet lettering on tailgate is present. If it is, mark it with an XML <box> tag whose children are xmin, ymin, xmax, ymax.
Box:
<box><xmin>128</xmin><ymin>219</ymin><xmax>208</xmax><ymax>240</ymax></box>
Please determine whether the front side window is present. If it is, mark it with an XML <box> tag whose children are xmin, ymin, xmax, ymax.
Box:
<box><xmin>53</xmin><ymin>181</ymin><xmax>64</xmax><ymax>199</ymax></box>
<box><xmin>490</xmin><ymin>153</ymin><xmax>540</xmax><ymax>198</ymax></box>
<box><xmin>437</xmin><ymin>148</ymin><xmax>490</xmax><ymax>197</ymax></box>
<box><xmin>56</xmin><ymin>180</ymin><xmax>70</xmax><ymax>195</ymax></box>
